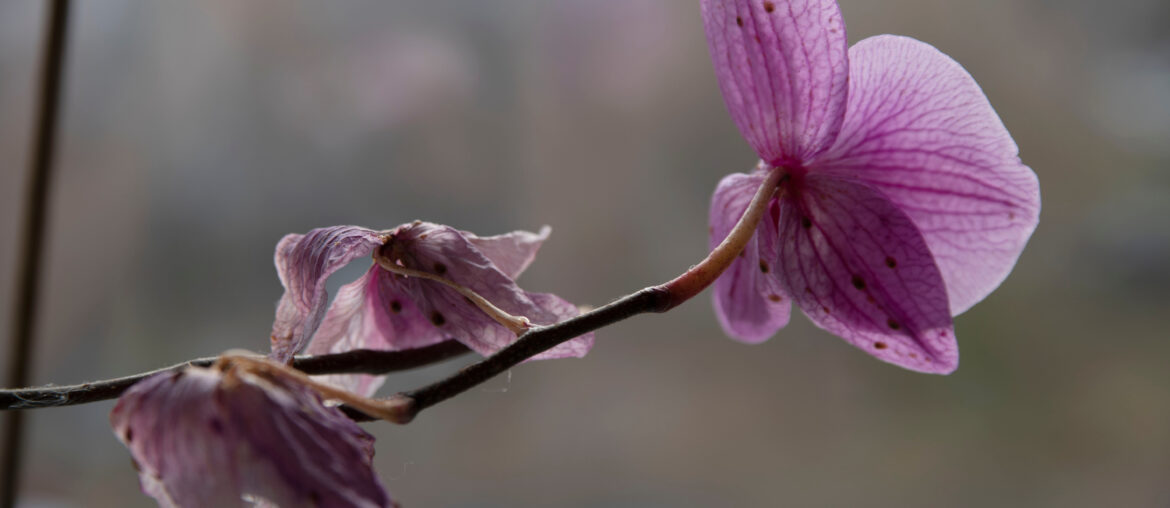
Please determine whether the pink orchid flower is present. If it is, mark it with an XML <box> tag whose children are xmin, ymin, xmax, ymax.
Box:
<box><xmin>702</xmin><ymin>0</ymin><xmax>1040</xmax><ymax>373</ymax></box>
<box><xmin>270</xmin><ymin>222</ymin><xmax>592</xmax><ymax>394</ymax></box>
<box><xmin>110</xmin><ymin>362</ymin><xmax>393</xmax><ymax>507</ymax></box>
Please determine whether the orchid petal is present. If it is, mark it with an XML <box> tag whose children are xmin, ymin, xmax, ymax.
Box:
<box><xmin>701</xmin><ymin>0</ymin><xmax>849</xmax><ymax>164</ymax></box>
<box><xmin>270</xmin><ymin>226</ymin><xmax>384</xmax><ymax>363</ymax></box>
<box><xmin>710</xmin><ymin>171</ymin><xmax>792</xmax><ymax>343</ymax></box>
<box><xmin>307</xmin><ymin>266</ymin><xmax>446</xmax><ymax>396</ymax></box>
<box><xmin>817</xmin><ymin>35</ymin><xmax>1041</xmax><ymax>314</ymax></box>
<box><xmin>776</xmin><ymin>175</ymin><xmax>957</xmax><ymax>374</ymax></box>
<box><xmin>465</xmin><ymin>225</ymin><xmax>551</xmax><ymax>279</ymax></box>
<box><xmin>110</xmin><ymin>365</ymin><xmax>392</xmax><ymax>507</ymax></box>
<box><xmin>388</xmin><ymin>222</ymin><xmax>593</xmax><ymax>359</ymax></box>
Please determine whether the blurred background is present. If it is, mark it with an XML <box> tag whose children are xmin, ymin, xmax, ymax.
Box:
<box><xmin>1</xmin><ymin>0</ymin><xmax>1168</xmax><ymax>506</ymax></box>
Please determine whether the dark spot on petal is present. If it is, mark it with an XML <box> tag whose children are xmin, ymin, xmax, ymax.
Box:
<box><xmin>736</xmin><ymin>16</ymin><xmax>743</xmax><ymax>27</ymax></box>
<box><xmin>759</xmin><ymin>261</ymin><xmax>770</xmax><ymax>273</ymax></box>
<box><xmin>754</xmin><ymin>35</ymin><xmax>761</xmax><ymax>44</ymax></box>
<box><xmin>390</xmin><ymin>300</ymin><xmax>402</xmax><ymax>313</ymax></box>
<box><xmin>434</xmin><ymin>262</ymin><xmax>447</xmax><ymax>275</ymax></box>
<box><xmin>822</xmin><ymin>306</ymin><xmax>831</xmax><ymax>314</ymax></box>
<box><xmin>738</xmin><ymin>250</ymin><xmax>745</xmax><ymax>258</ymax></box>
<box><xmin>885</xmin><ymin>256</ymin><xmax>897</xmax><ymax>268</ymax></box>
<box><xmin>130</xmin><ymin>458</ymin><xmax>142</xmax><ymax>472</ymax></box>
<box><xmin>763</xmin><ymin>1</ymin><xmax>775</xmax><ymax>12</ymax></box>
<box><xmin>768</xmin><ymin>294</ymin><xmax>783</xmax><ymax>302</ymax></box>
<box><xmin>418</xmin><ymin>233</ymin><xmax>429</xmax><ymax>240</ymax></box>
<box><xmin>873</xmin><ymin>342</ymin><xmax>888</xmax><ymax>350</ymax></box>
<box><xmin>887</xmin><ymin>319</ymin><xmax>901</xmax><ymax>330</ymax></box>
<box><xmin>909</xmin><ymin>352</ymin><xmax>918</xmax><ymax>359</ymax></box>
<box><xmin>309</xmin><ymin>491</ymin><xmax>322</xmax><ymax>504</ymax></box>
<box><xmin>431</xmin><ymin>311</ymin><xmax>446</xmax><ymax>326</ymax></box>
<box><xmin>169</xmin><ymin>371</ymin><xmax>183</xmax><ymax>383</ymax></box>
<box><xmin>866</xmin><ymin>295</ymin><xmax>876</xmax><ymax>304</ymax></box>
<box><xmin>124</xmin><ymin>427</ymin><xmax>134</xmax><ymax>443</ymax></box>
<box><xmin>851</xmin><ymin>275</ymin><xmax>866</xmax><ymax>290</ymax></box>
<box><xmin>209</xmin><ymin>418</ymin><xmax>225</xmax><ymax>435</ymax></box>
<box><xmin>1008</xmin><ymin>212</ymin><xmax>1016</xmax><ymax>220</ymax></box>
<box><xmin>801</xmin><ymin>217</ymin><xmax>812</xmax><ymax>229</ymax></box>
<box><xmin>805</xmin><ymin>287</ymin><xmax>813</xmax><ymax>294</ymax></box>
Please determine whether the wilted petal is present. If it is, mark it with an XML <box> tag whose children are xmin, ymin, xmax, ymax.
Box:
<box><xmin>110</xmin><ymin>365</ymin><xmax>392</xmax><ymax>507</ymax></box>
<box><xmin>776</xmin><ymin>175</ymin><xmax>957</xmax><ymax>374</ymax></box>
<box><xmin>710</xmin><ymin>171</ymin><xmax>792</xmax><ymax>343</ymax></box>
<box><xmin>386</xmin><ymin>222</ymin><xmax>593</xmax><ymax>358</ymax></box>
<box><xmin>465</xmin><ymin>226</ymin><xmax>551</xmax><ymax>279</ymax></box>
<box><xmin>701</xmin><ymin>0</ymin><xmax>849</xmax><ymax>164</ymax></box>
<box><xmin>308</xmin><ymin>266</ymin><xmax>446</xmax><ymax>396</ymax></box>
<box><xmin>271</xmin><ymin>226</ymin><xmax>384</xmax><ymax>363</ymax></box>
<box><xmin>817</xmin><ymin>35</ymin><xmax>1041</xmax><ymax>315</ymax></box>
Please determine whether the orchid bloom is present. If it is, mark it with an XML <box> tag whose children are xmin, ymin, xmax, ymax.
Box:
<box><xmin>270</xmin><ymin>222</ymin><xmax>592</xmax><ymax>394</ymax></box>
<box><xmin>702</xmin><ymin>0</ymin><xmax>1040</xmax><ymax>373</ymax></box>
<box><xmin>110</xmin><ymin>361</ymin><xmax>393</xmax><ymax>507</ymax></box>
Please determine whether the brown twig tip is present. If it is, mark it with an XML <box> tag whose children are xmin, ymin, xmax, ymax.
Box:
<box><xmin>382</xmin><ymin>395</ymin><xmax>417</xmax><ymax>424</ymax></box>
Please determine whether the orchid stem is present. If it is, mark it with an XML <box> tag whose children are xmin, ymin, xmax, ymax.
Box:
<box><xmin>0</xmin><ymin>167</ymin><xmax>784</xmax><ymax>427</ymax></box>
<box><xmin>0</xmin><ymin>342</ymin><xmax>470</xmax><ymax>410</ymax></box>
<box><xmin>373</xmin><ymin>255</ymin><xmax>532</xmax><ymax>335</ymax></box>
<box><xmin>385</xmin><ymin>167</ymin><xmax>786</xmax><ymax>422</ymax></box>
<box><xmin>658</xmin><ymin>167</ymin><xmax>785</xmax><ymax>309</ymax></box>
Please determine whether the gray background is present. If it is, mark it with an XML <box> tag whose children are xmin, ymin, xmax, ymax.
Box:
<box><xmin>2</xmin><ymin>0</ymin><xmax>1168</xmax><ymax>506</ymax></box>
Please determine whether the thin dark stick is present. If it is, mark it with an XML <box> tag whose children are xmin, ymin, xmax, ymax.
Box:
<box><xmin>382</xmin><ymin>168</ymin><xmax>785</xmax><ymax>423</ymax></box>
<box><xmin>2</xmin><ymin>1</ymin><xmax>71</xmax><ymax>506</ymax></box>
<box><xmin>394</xmin><ymin>287</ymin><xmax>670</xmax><ymax>420</ymax></box>
<box><xmin>0</xmin><ymin>341</ymin><xmax>471</xmax><ymax>410</ymax></box>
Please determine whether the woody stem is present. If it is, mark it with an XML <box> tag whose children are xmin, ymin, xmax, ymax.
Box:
<box><xmin>382</xmin><ymin>167</ymin><xmax>786</xmax><ymax>422</ymax></box>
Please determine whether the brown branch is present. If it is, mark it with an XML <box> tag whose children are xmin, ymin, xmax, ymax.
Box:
<box><xmin>0</xmin><ymin>341</ymin><xmax>470</xmax><ymax>410</ymax></box>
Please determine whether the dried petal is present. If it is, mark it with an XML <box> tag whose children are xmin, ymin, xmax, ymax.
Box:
<box><xmin>701</xmin><ymin>0</ymin><xmax>849</xmax><ymax>164</ymax></box>
<box><xmin>110</xmin><ymin>365</ymin><xmax>392</xmax><ymax>507</ymax></box>
<box><xmin>271</xmin><ymin>226</ymin><xmax>384</xmax><ymax>363</ymax></box>
<box><xmin>710</xmin><ymin>171</ymin><xmax>791</xmax><ymax>343</ymax></box>
<box><xmin>389</xmin><ymin>222</ymin><xmax>593</xmax><ymax>358</ymax></box>
<box><xmin>464</xmin><ymin>226</ymin><xmax>551</xmax><ymax>279</ymax></box>
<box><xmin>817</xmin><ymin>35</ymin><xmax>1041</xmax><ymax>314</ymax></box>
<box><xmin>308</xmin><ymin>266</ymin><xmax>446</xmax><ymax>396</ymax></box>
<box><xmin>776</xmin><ymin>176</ymin><xmax>957</xmax><ymax>373</ymax></box>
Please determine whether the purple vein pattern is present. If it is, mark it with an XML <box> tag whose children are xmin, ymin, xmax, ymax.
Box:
<box><xmin>702</xmin><ymin>0</ymin><xmax>1040</xmax><ymax>374</ymax></box>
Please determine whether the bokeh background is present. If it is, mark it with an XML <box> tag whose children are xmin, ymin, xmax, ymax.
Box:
<box><xmin>2</xmin><ymin>0</ymin><xmax>1168</xmax><ymax>506</ymax></box>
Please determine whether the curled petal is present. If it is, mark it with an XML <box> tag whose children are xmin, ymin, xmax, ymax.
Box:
<box><xmin>387</xmin><ymin>222</ymin><xmax>593</xmax><ymax>358</ymax></box>
<box><xmin>308</xmin><ymin>266</ymin><xmax>446</xmax><ymax>396</ymax></box>
<box><xmin>270</xmin><ymin>226</ymin><xmax>384</xmax><ymax>363</ymax></box>
<box><xmin>817</xmin><ymin>35</ymin><xmax>1041</xmax><ymax>314</ymax></box>
<box><xmin>110</xmin><ymin>365</ymin><xmax>392</xmax><ymax>507</ymax></box>
<box><xmin>464</xmin><ymin>225</ymin><xmax>551</xmax><ymax>279</ymax></box>
<box><xmin>710</xmin><ymin>171</ymin><xmax>791</xmax><ymax>343</ymax></box>
<box><xmin>701</xmin><ymin>0</ymin><xmax>849</xmax><ymax>164</ymax></box>
<box><xmin>776</xmin><ymin>176</ymin><xmax>957</xmax><ymax>374</ymax></box>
